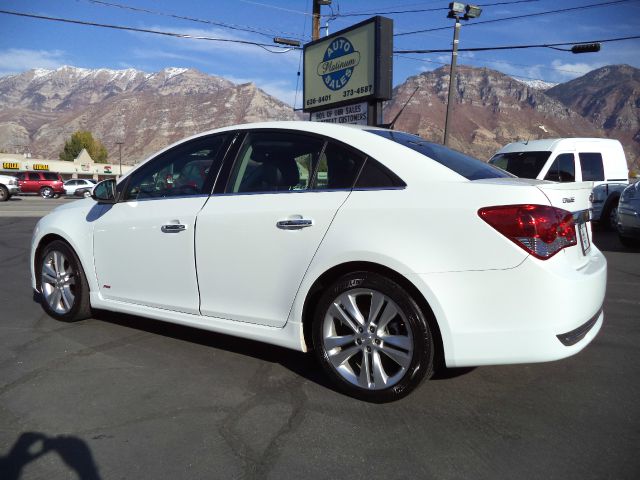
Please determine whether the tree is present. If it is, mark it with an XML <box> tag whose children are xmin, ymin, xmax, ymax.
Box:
<box><xmin>59</xmin><ymin>131</ymin><xmax>109</xmax><ymax>163</ymax></box>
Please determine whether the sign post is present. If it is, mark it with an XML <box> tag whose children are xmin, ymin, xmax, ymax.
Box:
<box><xmin>303</xmin><ymin>16</ymin><xmax>393</xmax><ymax>127</ymax></box>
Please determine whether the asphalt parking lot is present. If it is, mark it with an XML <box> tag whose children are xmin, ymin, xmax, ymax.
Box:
<box><xmin>1</xmin><ymin>197</ymin><xmax>639</xmax><ymax>479</ymax></box>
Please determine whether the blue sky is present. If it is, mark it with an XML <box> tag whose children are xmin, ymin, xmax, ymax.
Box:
<box><xmin>1</xmin><ymin>0</ymin><xmax>639</xmax><ymax>107</ymax></box>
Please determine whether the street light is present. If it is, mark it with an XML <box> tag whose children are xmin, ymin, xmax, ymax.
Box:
<box><xmin>273</xmin><ymin>37</ymin><xmax>301</xmax><ymax>47</ymax></box>
<box><xmin>443</xmin><ymin>3</ymin><xmax>482</xmax><ymax>146</ymax></box>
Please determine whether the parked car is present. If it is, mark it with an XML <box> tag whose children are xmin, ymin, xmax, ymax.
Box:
<box><xmin>16</xmin><ymin>171</ymin><xmax>65</xmax><ymax>198</ymax></box>
<box><xmin>616</xmin><ymin>181</ymin><xmax>640</xmax><ymax>247</ymax></box>
<box><xmin>64</xmin><ymin>178</ymin><xmax>96</xmax><ymax>197</ymax></box>
<box><xmin>490</xmin><ymin>138</ymin><xmax>629</xmax><ymax>229</ymax></box>
<box><xmin>0</xmin><ymin>173</ymin><xmax>20</xmax><ymax>201</ymax></box>
<box><xmin>30</xmin><ymin>122</ymin><xmax>607</xmax><ymax>402</ymax></box>
<box><xmin>73</xmin><ymin>187</ymin><xmax>94</xmax><ymax>198</ymax></box>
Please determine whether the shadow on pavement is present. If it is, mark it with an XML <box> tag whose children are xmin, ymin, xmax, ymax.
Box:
<box><xmin>592</xmin><ymin>226</ymin><xmax>640</xmax><ymax>253</ymax></box>
<box><xmin>0</xmin><ymin>432</ymin><xmax>101</xmax><ymax>480</ymax></box>
<box><xmin>93</xmin><ymin>309</ymin><xmax>336</xmax><ymax>391</ymax></box>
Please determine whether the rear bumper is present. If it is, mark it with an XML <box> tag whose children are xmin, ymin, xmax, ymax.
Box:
<box><xmin>407</xmin><ymin>245</ymin><xmax>607</xmax><ymax>368</ymax></box>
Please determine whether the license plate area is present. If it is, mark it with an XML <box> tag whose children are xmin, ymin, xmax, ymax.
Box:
<box><xmin>575</xmin><ymin>211</ymin><xmax>591</xmax><ymax>255</ymax></box>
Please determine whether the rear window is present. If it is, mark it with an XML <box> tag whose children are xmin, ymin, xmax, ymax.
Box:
<box><xmin>42</xmin><ymin>172</ymin><xmax>60</xmax><ymax>181</ymax></box>
<box><xmin>367</xmin><ymin>130</ymin><xmax>511</xmax><ymax>180</ymax></box>
<box><xmin>489</xmin><ymin>151</ymin><xmax>551</xmax><ymax>179</ymax></box>
<box><xmin>579</xmin><ymin>152</ymin><xmax>604</xmax><ymax>181</ymax></box>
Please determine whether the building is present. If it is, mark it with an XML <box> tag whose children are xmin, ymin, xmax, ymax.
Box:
<box><xmin>0</xmin><ymin>148</ymin><xmax>134</xmax><ymax>180</ymax></box>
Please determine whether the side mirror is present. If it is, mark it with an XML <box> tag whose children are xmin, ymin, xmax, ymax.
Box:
<box><xmin>91</xmin><ymin>179</ymin><xmax>117</xmax><ymax>204</ymax></box>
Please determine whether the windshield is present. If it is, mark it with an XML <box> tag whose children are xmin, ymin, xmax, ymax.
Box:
<box><xmin>367</xmin><ymin>130</ymin><xmax>511</xmax><ymax>180</ymax></box>
<box><xmin>489</xmin><ymin>151</ymin><xmax>551</xmax><ymax>179</ymax></box>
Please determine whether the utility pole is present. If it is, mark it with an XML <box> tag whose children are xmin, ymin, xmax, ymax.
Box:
<box><xmin>312</xmin><ymin>0</ymin><xmax>332</xmax><ymax>41</ymax></box>
<box><xmin>116</xmin><ymin>141</ymin><xmax>123</xmax><ymax>177</ymax></box>
<box><xmin>443</xmin><ymin>3</ymin><xmax>482</xmax><ymax>146</ymax></box>
<box><xmin>443</xmin><ymin>17</ymin><xmax>461</xmax><ymax>147</ymax></box>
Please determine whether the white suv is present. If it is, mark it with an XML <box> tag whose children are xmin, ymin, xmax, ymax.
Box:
<box><xmin>0</xmin><ymin>173</ymin><xmax>20</xmax><ymax>201</ymax></box>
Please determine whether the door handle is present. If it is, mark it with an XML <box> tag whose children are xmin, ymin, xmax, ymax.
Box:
<box><xmin>161</xmin><ymin>224</ymin><xmax>186</xmax><ymax>233</ymax></box>
<box><xmin>276</xmin><ymin>218</ymin><xmax>313</xmax><ymax>230</ymax></box>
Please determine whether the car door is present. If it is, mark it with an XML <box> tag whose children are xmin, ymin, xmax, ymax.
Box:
<box><xmin>92</xmin><ymin>134</ymin><xmax>230</xmax><ymax>314</ymax></box>
<box><xmin>196</xmin><ymin>130</ymin><xmax>365</xmax><ymax>327</ymax></box>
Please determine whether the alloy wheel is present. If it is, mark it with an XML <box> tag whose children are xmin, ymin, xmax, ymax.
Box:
<box><xmin>41</xmin><ymin>250</ymin><xmax>77</xmax><ymax>314</ymax></box>
<box><xmin>321</xmin><ymin>288</ymin><xmax>414</xmax><ymax>390</ymax></box>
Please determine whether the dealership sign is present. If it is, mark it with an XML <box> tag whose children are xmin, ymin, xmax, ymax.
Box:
<box><xmin>303</xmin><ymin>16</ymin><xmax>393</xmax><ymax>114</ymax></box>
<box><xmin>310</xmin><ymin>102</ymin><xmax>368</xmax><ymax>125</ymax></box>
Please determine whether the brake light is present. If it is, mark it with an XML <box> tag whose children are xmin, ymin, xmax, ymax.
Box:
<box><xmin>478</xmin><ymin>204</ymin><xmax>577</xmax><ymax>260</ymax></box>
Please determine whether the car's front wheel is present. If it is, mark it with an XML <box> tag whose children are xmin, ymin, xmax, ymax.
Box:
<box><xmin>38</xmin><ymin>240</ymin><xmax>92</xmax><ymax>322</ymax></box>
<box><xmin>40</xmin><ymin>186</ymin><xmax>54</xmax><ymax>198</ymax></box>
<box><xmin>0</xmin><ymin>185</ymin><xmax>9</xmax><ymax>201</ymax></box>
<box><xmin>312</xmin><ymin>271</ymin><xmax>434</xmax><ymax>402</ymax></box>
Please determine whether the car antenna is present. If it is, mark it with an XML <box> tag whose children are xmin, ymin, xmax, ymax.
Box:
<box><xmin>378</xmin><ymin>86</ymin><xmax>420</xmax><ymax>130</ymax></box>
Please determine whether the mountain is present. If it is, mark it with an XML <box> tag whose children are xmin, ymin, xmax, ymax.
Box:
<box><xmin>512</xmin><ymin>78</ymin><xmax>557</xmax><ymax>91</ymax></box>
<box><xmin>0</xmin><ymin>66</ymin><xmax>297</xmax><ymax>163</ymax></box>
<box><xmin>546</xmin><ymin>64</ymin><xmax>639</xmax><ymax>166</ymax></box>
<box><xmin>383</xmin><ymin>65</ymin><xmax>602</xmax><ymax>161</ymax></box>
<box><xmin>2</xmin><ymin>64</ymin><xmax>638</xmax><ymax>170</ymax></box>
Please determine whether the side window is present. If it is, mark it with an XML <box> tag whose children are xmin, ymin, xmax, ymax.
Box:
<box><xmin>314</xmin><ymin>142</ymin><xmax>366</xmax><ymax>190</ymax></box>
<box><xmin>355</xmin><ymin>159</ymin><xmax>406</xmax><ymax>189</ymax></box>
<box><xmin>124</xmin><ymin>135</ymin><xmax>227</xmax><ymax>201</ymax></box>
<box><xmin>16</xmin><ymin>173</ymin><xmax>25</xmax><ymax>181</ymax></box>
<box><xmin>544</xmin><ymin>153</ymin><xmax>575</xmax><ymax>182</ymax></box>
<box><xmin>43</xmin><ymin>173</ymin><xmax>59</xmax><ymax>181</ymax></box>
<box><xmin>227</xmin><ymin>132</ymin><xmax>324</xmax><ymax>193</ymax></box>
<box><xmin>579</xmin><ymin>152</ymin><xmax>604</xmax><ymax>181</ymax></box>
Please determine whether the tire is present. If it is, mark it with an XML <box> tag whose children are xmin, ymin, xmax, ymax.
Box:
<box><xmin>40</xmin><ymin>186</ymin><xmax>54</xmax><ymax>199</ymax></box>
<box><xmin>312</xmin><ymin>271</ymin><xmax>434</xmax><ymax>402</ymax></box>
<box><xmin>38</xmin><ymin>240</ymin><xmax>92</xmax><ymax>322</ymax></box>
<box><xmin>83</xmin><ymin>190</ymin><xmax>92</xmax><ymax>198</ymax></box>
<box><xmin>0</xmin><ymin>185</ymin><xmax>8</xmax><ymax>202</ymax></box>
<box><xmin>602</xmin><ymin>198</ymin><xmax>619</xmax><ymax>231</ymax></box>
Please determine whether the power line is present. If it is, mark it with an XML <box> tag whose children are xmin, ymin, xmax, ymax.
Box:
<box><xmin>0</xmin><ymin>9</ymin><xmax>301</xmax><ymax>52</ymax></box>
<box><xmin>80</xmin><ymin>0</ymin><xmax>305</xmax><ymax>40</ymax></box>
<box><xmin>333</xmin><ymin>0</ymin><xmax>540</xmax><ymax>17</ymax></box>
<box><xmin>395</xmin><ymin>0</ymin><xmax>637</xmax><ymax>36</ymax></box>
<box><xmin>394</xmin><ymin>34</ymin><xmax>640</xmax><ymax>53</ymax></box>
<box><xmin>394</xmin><ymin>54</ymin><xmax>580</xmax><ymax>83</ymax></box>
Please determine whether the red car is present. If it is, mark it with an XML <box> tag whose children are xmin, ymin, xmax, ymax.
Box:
<box><xmin>16</xmin><ymin>172</ymin><xmax>65</xmax><ymax>198</ymax></box>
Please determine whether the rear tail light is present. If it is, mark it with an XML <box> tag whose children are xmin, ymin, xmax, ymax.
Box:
<box><xmin>478</xmin><ymin>204</ymin><xmax>577</xmax><ymax>260</ymax></box>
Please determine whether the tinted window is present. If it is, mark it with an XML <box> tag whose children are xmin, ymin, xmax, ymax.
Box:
<box><xmin>579</xmin><ymin>152</ymin><xmax>604</xmax><ymax>181</ymax></box>
<box><xmin>355</xmin><ymin>159</ymin><xmax>406</xmax><ymax>188</ymax></box>
<box><xmin>544</xmin><ymin>153</ymin><xmax>575</xmax><ymax>182</ymax></box>
<box><xmin>124</xmin><ymin>135</ymin><xmax>227</xmax><ymax>201</ymax></box>
<box><xmin>228</xmin><ymin>132</ymin><xmax>324</xmax><ymax>193</ymax></box>
<box><xmin>369</xmin><ymin>130</ymin><xmax>510</xmax><ymax>180</ymax></box>
<box><xmin>489</xmin><ymin>151</ymin><xmax>551</xmax><ymax>179</ymax></box>
<box><xmin>314</xmin><ymin>142</ymin><xmax>366</xmax><ymax>190</ymax></box>
<box><xmin>43</xmin><ymin>173</ymin><xmax>59</xmax><ymax>181</ymax></box>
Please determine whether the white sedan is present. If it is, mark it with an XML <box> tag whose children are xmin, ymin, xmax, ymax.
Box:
<box><xmin>30</xmin><ymin>121</ymin><xmax>606</xmax><ymax>402</ymax></box>
<box><xmin>63</xmin><ymin>178</ymin><xmax>96</xmax><ymax>197</ymax></box>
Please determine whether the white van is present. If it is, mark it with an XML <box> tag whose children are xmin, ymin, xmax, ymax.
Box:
<box><xmin>490</xmin><ymin>138</ymin><xmax>629</xmax><ymax>229</ymax></box>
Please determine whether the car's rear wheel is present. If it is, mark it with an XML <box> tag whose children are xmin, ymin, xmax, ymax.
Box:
<box><xmin>602</xmin><ymin>198</ymin><xmax>619</xmax><ymax>230</ymax></box>
<box><xmin>38</xmin><ymin>240</ymin><xmax>92</xmax><ymax>322</ymax></box>
<box><xmin>83</xmin><ymin>190</ymin><xmax>92</xmax><ymax>198</ymax></box>
<box><xmin>312</xmin><ymin>271</ymin><xmax>434</xmax><ymax>402</ymax></box>
<box><xmin>0</xmin><ymin>185</ymin><xmax>8</xmax><ymax>201</ymax></box>
<box><xmin>40</xmin><ymin>186</ymin><xmax>54</xmax><ymax>198</ymax></box>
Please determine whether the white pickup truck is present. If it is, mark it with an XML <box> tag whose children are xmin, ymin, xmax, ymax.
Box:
<box><xmin>490</xmin><ymin>138</ymin><xmax>629</xmax><ymax>229</ymax></box>
<box><xmin>0</xmin><ymin>173</ymin><xmax>20</xmax><ymax>201</ymax></box>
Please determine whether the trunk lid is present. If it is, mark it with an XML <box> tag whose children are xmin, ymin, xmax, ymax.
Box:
<box><xmin>536</xmin><ymin>181</ymin><xmax>594</xmax><ymax>268</ymax></box>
